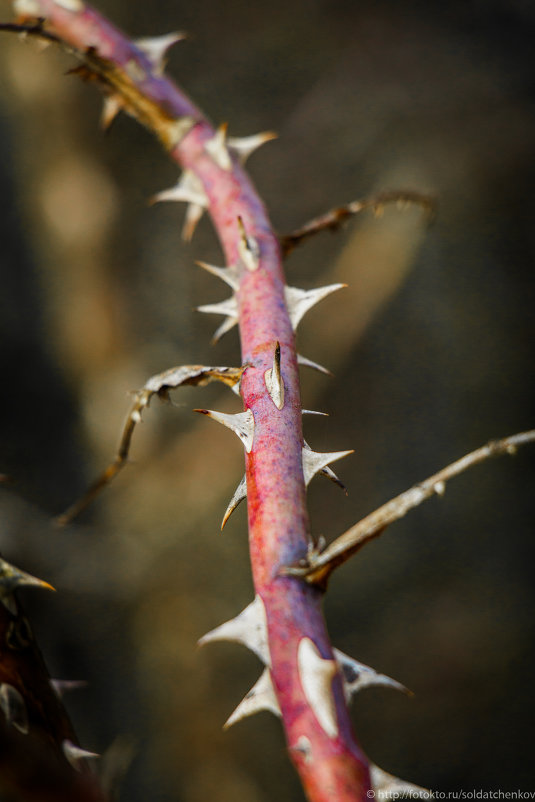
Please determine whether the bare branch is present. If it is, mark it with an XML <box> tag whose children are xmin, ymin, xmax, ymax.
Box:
<box><xmin>56</xmin><ymin>365</ymin><xmax>244</xmax><ymax>526</ymax></box>
<box><xmin>280</xmin><ymin>190</ymin><xmax>436</xmax><ymax>256</ymax></box>
<box><xmin>284</xmin><ymin>429</ymin><xmax>535</xmax><ymax>586</ymax></box>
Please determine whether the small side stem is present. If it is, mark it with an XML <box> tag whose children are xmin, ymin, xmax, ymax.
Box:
<box><xmin>285</xmin><ymin>430</ymin><xmax>535</xmax><ymax>586</ymax></box>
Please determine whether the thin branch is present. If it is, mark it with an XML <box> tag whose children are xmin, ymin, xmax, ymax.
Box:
<box><xmin>56</xmin><ymin>365</ymin><xmax>244</xmax><ymax>526</ymax></box>
<box><xmin>284</xmin><ymin>429</ymin><xmax>535</xmax><ymax>586</ymax></box>
<box><xmin>280</xmin><ymin>190</ymin><xmax>436</xmax><ymax>256</ymax></box>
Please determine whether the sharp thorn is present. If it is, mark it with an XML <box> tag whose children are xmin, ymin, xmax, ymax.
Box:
<box><xmin>224</xmin><ymin>668</ymin><xmax>280</xmax><ymax>729</ymax></box>
<box><xmin>205</xmin><ymin>123</ymin><xmax>232</xmax><ymax>170</ymax></box>
<box><xmin>285</xmin><ymin>284</ymin><xmax>347</xmax><ymax>330</ymax></box>
<box><xmin>198</xmin><ymin>596</ymin><xmax>270</xmax><ymax>665</ymax></box>
<box><xmin>221</xmin><ymin>474</ymin><xmax>247</xmax><ymax>530</ymax></box>
<box><xmin>194</xmin><ymin>408</ymin><xmax>255</xmax><ymax>453</ymax></box>
<box><xmin>228</xmin><ymin>131</ymin><xmax>277</xmax><ymax>163</ymax></box>
<box><xmin>62</xmin><ymin>739</ymin><xmax>99</xmax><ymax>770</ymax></box>
<box><xmin>319</xmin><ymin>465</ymin><xmax>348</xmax><ymax>494</ymax></box>
<box><xmin>196</xmin><ymin>295</ymin><xmax>239</xmax><ymax>342</ymax></box>
<box><xmin>297</xmin><ymin>353</ymin><xmax>333</xmax><ymax>376</ymax></box>
<box><xmin>302</xmin><ymin>409</ymin><xmax>329</xmax><ymax>416</ymax></box>
<box><xmin>333</xmin><ymin>650</ymin><xmax>409</xmax><ymax>701</ymax></box>
<box><xmin>0</xmin><ymin>557</ymin><xmax>55</xmax><ymax>600</ymax></box>
<box><xmin>301</xmin><ymin>444</ymin><xmax>353</xmax><ymax>486</ymax></box>
<box><xmin>150</xmin><ymin>180</ymin><xmax>207</xmax><ymax>208</ymax></box>
<box><xmin>196</xmin><ymin>260</ymin><xmax>241</xmax><ymax>291</ymax></box>
<box><xmin>100</xmin><ymin>94</ymin><xmax>124</xmax><ymax>130</ymax></box>
<box><xmin>135</xmin><ymin>32</ymin><xmax>186</xmax><ymax>74</ymax></box>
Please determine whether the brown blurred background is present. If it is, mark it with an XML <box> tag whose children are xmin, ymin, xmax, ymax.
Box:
<box><xmin>1</xmin><ymin>0</ymin><xmax>535</xmax><ymax>799</ymax></box>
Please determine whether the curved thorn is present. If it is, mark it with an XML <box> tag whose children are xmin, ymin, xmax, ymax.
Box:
<box><xmin>224</xmin><ymin>668</ymin><xmax>280</xmax><ymax>729</ymax></box>
<box><xmin>221</xmin><ymin>474</ymin><xmax>247</xmax><ymax>530</ymax></box>
<box><xmin>0</xmin><ymin>558</ymin><xmax>55</xmax><ymax>611</ymax></box>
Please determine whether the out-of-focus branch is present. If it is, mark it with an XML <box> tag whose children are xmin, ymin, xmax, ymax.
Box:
<box><xmin>0</xmin><ymin>556</ymin><xmax>106</xmax><ymax>801</ymax></box>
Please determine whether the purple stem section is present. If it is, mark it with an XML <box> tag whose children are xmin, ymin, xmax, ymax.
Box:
<box><xmin>14</xmin><ymin>2</ymin><xmax>371</xmax><ymax>797</ymax></box>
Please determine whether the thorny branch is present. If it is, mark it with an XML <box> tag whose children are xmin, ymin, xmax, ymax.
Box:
<box><xmin>285</xmin><ymin>429</ymin><xmax>535</xmax><ymax>587</ymax></box>
<box><xmin>2</xmin><ymin>4</ymin><xmax>533</xmax><ymax>802</ymax></box>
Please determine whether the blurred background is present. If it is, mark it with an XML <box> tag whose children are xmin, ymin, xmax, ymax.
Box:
<box><xmin>1</xmin><ymin>0</ymin><xmax>534</xmax><ymax>798</ymax></box>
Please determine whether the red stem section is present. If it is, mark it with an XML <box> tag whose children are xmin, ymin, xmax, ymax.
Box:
<box><xmin>12</xmin><ymin>2</ymin><xmax>371</xmax><ymax>797</ymax></box>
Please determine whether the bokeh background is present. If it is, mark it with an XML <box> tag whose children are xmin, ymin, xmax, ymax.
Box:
<box><xmin>1</xmin><ymin>0</ymin><xmax>535</xmax><ymax>799</ymax></box>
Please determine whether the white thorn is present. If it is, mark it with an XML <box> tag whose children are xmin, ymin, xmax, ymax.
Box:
<box><xmin>302</xmin><ymin>409</ymin><xmax>328</xmax><ymax>416</ymax></box>
<box><xmin>264</xmin><ymin>342</ymin><xmax>284</xmax><ymax>410</ymax></box>
<box><xmin>297</xmin><ymin>353</ymin><xmax>332</xmax><ymax>376</ymax></box>
<box><xmin>135</xmin><ymin>32</ymin><xmax>186</xmax><ymax>74</ymax></box>
<box><xmin>228</xmin><ymin>131</ymin><xmax>277</xmax><ymax>163</ymax></box>
<box><xmin>196</xmin><ymin>295</ymin><xmax>239</xmax><ymax>342</ymax></box>
<box><xmin>333</xmin><ymin>650</ymin><xmax>408</xmax><ymax>701</ymax></box>
<box><xmin>182</xmin><ymin>202</ymin><xmax>205</xmax><ymax>241</ymax></box>
<box><xmin>301</xmin><ymin>444</ymin><xmax>353</xmax><ymax>486</ymax></box>
<box><xmin>370</xmin><ymin>764</ymin><xmax>431</xmax><ymax>797</ymax></box>
<box><xmin>285</xmin><ymin>284</ymin><xmax>346</xmax><ymax>330</ymax></box>
<box><xmin>196</xmin><ymin>408</ymin><xmax>255</xmax><ymax>452</ymax></box>
<box><xmin>151</xmin><ymin>170</ymin><xmax>207</xmax><ymax>207</ymax></box>
<box><xmin>224</xmin><ymin>668</ymin><xmax>280</xmax><ymax>729</ymax></box>
<box><xmin>0</xmin><ymin>683</ymin><xmax>29</xmax><ymax>735</ymax></box>
<box><xmin>196</xmin><ymin>296</ymin><xmax>238</xmax><ymax>318</ymax></box>
<box><xmin>62</xmin><ymin>740</ymin><xmax>99</xmax><ymax>771</ymax></box>
<box><xmin>196</xmin><ymin>260</ymin><xmax>241</xmax><ymax>291</ymax></box>
<box><xmin>237</xmin><ymin>217</ymin><xmax>260</xmax><ymax>271</ymax></box>
<box><xmin>221</xmin><ymin>475</ymin><xmax>247</xmax><ymax>530</ymax></box>
<box><xmin>434</xmin><ymin>480</ymin><xmax>446</xmax><ymax>496</ymax></box>
<box><xmin>297</xmin><ymin>638</ymin><xmax>339</xmax><ymax>739</ymax></box>
<box><xmin>198</xmin><ymin>596</ymin><xmax>270</xmax><ymax>665</ymax></box>
<box><xmin>101</xmin><ymin>95</ymin><xmax>124</xmax><ymax>130</ymax></box>
<box><xmin>205</xmin><ymin>123</ymin><xmax>232</xmax><ymax>171</ymax></box>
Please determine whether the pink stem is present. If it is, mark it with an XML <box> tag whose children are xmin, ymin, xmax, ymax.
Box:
<box><xmin>12</xmin><ymin>2</ymin><xmax>371</xmax><ymax>797</ymax></box>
